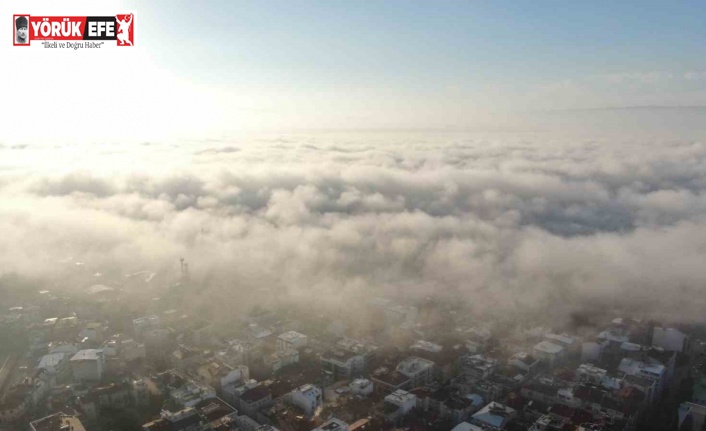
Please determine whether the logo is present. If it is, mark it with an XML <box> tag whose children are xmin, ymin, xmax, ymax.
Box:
<box><xmin>13</xmin><ymin>14</ymin><xmax>134</xmax><ymax>48</ymax></box>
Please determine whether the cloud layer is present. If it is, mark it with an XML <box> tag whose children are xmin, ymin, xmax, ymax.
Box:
<box><xmin>2</xmin><ymin>133</ymin><xmax>706</xmax><ymax>324</ymax></box>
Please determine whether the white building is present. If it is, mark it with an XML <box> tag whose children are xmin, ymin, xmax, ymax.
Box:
<box><xmin>461</xmin><ymin>354</ymin><xmax>498</xmax><ymax>379</ymax></box>
<box><xmin>290</xmin><ymin>384</ymin><xmax>322</xmax><ymax>417</ymax></box>
<box><xmin>508</xmin><ymin>352</ymin><xmax>539</xmax><ymax>374</ymax></box>
<box><xmin>576</xmin><ymin>363</ymin><xmax>607</xmax><ymax>385</ymax></box>
<box><xmin>349</xmin><ymin>378</ymin><xmax>373</xmax><ymax>396</ymax></box>
<box><xmin>277</xmin><ymin>331</ymin><xmax>308</xmax><ymax>352</ymax></box>
<box><xmin>652</xmin><ymin>327</ymin><xmax>689</xmax><ymax>352</ymax></box>
<box><xmin>220</xmin><ymin>365</ymin><xmax>249</xmax><ymax>388</ymax></box>
<box><xmin>532</xmin><ymin>341</ymin><xmax>565</xmax><ymax>366</ymax></box>
<box><xmin>384</xmin><ymin>389</ymin><xmax>417</xmax><ymax>416</ymax></box>
<box><xmin>544</xmin><ymin>334</ymin><xmax>578</xmax><ymax>352</ymax></box>
<box><xmin>321</xmin><ymin>348</ymin><xmax>366</xmax><ymax>380</ymax></box>
<box><xmin>618</xmin><ymin>358</ymin><xmax>667</xmax><ymax>394</ymax></box>
<box><xmin>471</xmin><ymin>402</ymin><xmax>516</xmax><ymax>429</ymax></box>
<box><xmin>312</xmin><ymin>418</ymin><xmax>349</xmax><ymax>431</ymax></box>
<box><xmin>70</xmin><ymin>349</ymin><xmax>104</xmax><ymax>381</ymax></box>
<box><xmin>396</xmin><ymin>356</ymin><xmax>435</xmax><ymax>387</ymax></box>
<box><xmin>170</xmin><ymin>380</ymin><xmax>216</xmax><ymax>408</ymax></box>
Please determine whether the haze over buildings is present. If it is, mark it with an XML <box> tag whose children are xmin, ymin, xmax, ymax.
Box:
<box><xmin>1</xmin><ymin>1</ymin><xmax>706</xmax><ymax>430</ymax></box>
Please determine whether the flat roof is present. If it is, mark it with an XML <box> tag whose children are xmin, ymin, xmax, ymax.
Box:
<box><xmin>533</xmin><ymin>341</ymin><xmax>564</xmax><ymax>354</ymax></box>
<box><xmin>30</xmin><ymin>413</ymin><xmax>86</xmax><ymax>431</ymax></box>
<box><xmin>240</xmin><ymin>386</ymin><xmax>271</xmax><ymax>404</ymax></box>
<box><xmin>321</xmin><ymin>348</ymin><xmax>359</xmax><ymax>363</ymax></box>
<box><xmin>70</xmin><ymin>349</ymin><xmax>103</xmax><ymax>361</ymax></box>
<box><xmin>316</xmin><ymin>418</ymin><xmax>349</xmax><ymax>431</ymax></box>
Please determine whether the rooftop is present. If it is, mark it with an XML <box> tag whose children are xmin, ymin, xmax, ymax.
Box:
<box><xmin>371</xmin><ymin>369</ymin><xmax>410</xmax><ymax>387</ymax></box>
<box><xmin>30</xmin><ymin>413</ymin><xmax>87</xmax><ymax>431</ymax></box>
<box><xmin>70</xmin><ymin>349</ymin><xmax>103</xmax><ymax>361</ymax></box>
<box><xmin>385</xmin><ymin>389</ymin><xmax>416</xmax><ymax>406</ymax></box>
<box><xmin>510</xmin><ymin>352</ymin><xmax>538</xmax><ymax>366</ymax></box>
<box><xmin>545</xmin><ymin>333</ymin><xmax>577</xmax><ymax>345</ymax></box>
<box><xmin>533</xmin><ymin>341</ymin><xmax>564</xmax><ymax>354</ymax></box>
<box><xmin>195</xmin><ymin>397</ymin><xmax>236</xmax><ymax>423</ymax></box>
<box><xmin>241</xmin><ymin>386</ymin><xmax>271</xmax><ymax>404</ymax></box>
<box><xmin>321</xmin><ymin>348</ymin><xmax>359</xmax><ymax>363</ymax></box>
<box><xmin>618</xmin><ymin>358</ymin><xmax>665</xmax><ymax>377</ymax></box>
<box><xmin>315</xmin><ymin>418</ymin><xmax>349</xmax><ymax>431</ymax></box>
<box><xmin>472</xmin><ymin>402</ymin><xmax>515</xmax><ymax>428</ymax></box>
<box><xmin>38</xmin><ymin>353</ymin><xmax>65</xmax><ymax>369</ymax></box>
<box><xmin>396</xmin><ymin>356</ymin><xmax>435</xmax><ymax>375</ymax></box>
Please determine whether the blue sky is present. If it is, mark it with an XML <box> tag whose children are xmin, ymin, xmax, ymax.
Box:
<box><xmin>2</xmin><ymin>0</ymin><xmax>706</xmax><ymax>139</ymax></box>
<box><xmin>144</xmin><ymin>1</ymin><xmax>706</xmax><ymax>91</ymax></box>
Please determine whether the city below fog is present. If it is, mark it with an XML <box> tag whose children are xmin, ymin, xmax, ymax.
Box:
<box><xmin>1</xmin><ymin>132</ymin><xmax>706</xmax><ymax>431</ymax></box>
<box><xmin>3</xmin><ymin>0</ymin><xmax>706</xmax><ymax>430</ymax></box>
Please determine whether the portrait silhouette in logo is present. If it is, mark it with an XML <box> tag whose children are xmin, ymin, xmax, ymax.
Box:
<box><xmin>15</xmin><ymin>16</ymin><xmax>29</xmax><ymax>44</ymax></box>
<box><xmin>116</xmin><ymin>14</ymin><xmax>133</xmax><ymax>46</ymax></box>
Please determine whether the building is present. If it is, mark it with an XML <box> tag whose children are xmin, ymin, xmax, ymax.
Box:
<box><xmin>312</xmin><ymin>418</ymin><xmax>349</xmax><ymax>431</ymax></box>
<box><xmin>142</xmin><ymin>407</ymin><xmax>200</xmax><ymax>431</ymax></box>
<box><xmin>30</xmin><ymin>412</ymin><xmax>87</xmax><ymax>431</ymax></box>
<box><xmin>528</xmin><ymin>414</ymin><xmax>570</xmax><ymax>431</ymax></box>
<box><xmin>384</xmin><ymin>389</ymin><xmax>417</xmax><ymax>416</ymax></box>
<box><xmin>576</xmin><ymin>364</ymin><xmax>608</xmax><ymax>385</ymax></box>
<box><xmin>37</xmin><ymin>352</ymin><xmax>69</xmax><ymax>381</ymax></box>
<box><xmin>471</xmin><ymin>402</ymin><xmax>516</xmax><ymax>429</ymax></box>
<box><xmin>277</xmin><ymin>331</ymin><xmax>308</xmax><ymax>352</ymax></box>
<box><xmin>371</xmin><ymin>367</ymin><xmax>411</xmax><ymax>393</ymax></box>
<box><xmin>196</xmin><ymin>360</ymin><xmax>249</xmax><ymax>391</ymax></box>
<box><xmin>532</xmin><ymin>341</ymin><xmax>565</xmax><ymax>366</ymax></box>
<box><xmin>235</xmin><ymin>415</ymin><xmax>262</xmax><ymax>431</ymax></box>
<box><xmin>461</xmin><ymin>354</ymin><xmax>497</xmax><ymax>380</ymax></box>
<box><xmin>142</xmin><ymin>397</ymin><xmax>238</xmax><ymax>431</ymax></box>
<box><xmin>544</xmin><ymin>334</ymin><xmax>579</xmax><ymax>354</ymax></box>
<box><xmin>618</xmin><ymin>358</ymin><xmax>667</xmax><ymax>395</ymax></box>
<box><xmin>652</xmin><ymin>327</ymin><xmax>689</xmax><ymax>352</ymax></box>
<box><xmin>78</xmin><ymin>382</ymin><xmax>133</xmax><ymax>422</ymax></box>
<box><xmin>170</xmin><ymin>380</ymin><xmax>217</xmax><ymax>408</ymax></box>
<box><xmin>264</xmin><ymin>349</ymin><xmax>299</xmax><ymax>373</ymax></box>
<box><xmin>395</xmin><ymin>356</ymin><xmax>435</xmax><ymax>387</ymax></box>
<box><xmin>321</xmin><ymin>348</ymin><xmax>366</xmax><ymax>380</ymax></box>
<box><xmin>222</xmin><ymin>379</ymin><xmax>259</xmax><ymax>407</ymax></box>
<box><xmin>678</xmin><ymin>402</ymin><xmax>706</xmax><ymax>431</ymax></box>
<box><xmin>239</xmin><ymin>386</ymin><xmax>272</xmax><ymax>417</ymax></box>
<box><xmin>508</xmin><ymin>352</ymin><xmax>540</xmax><ymax>374</ymax></box>
<box><xmin>70</xmin><ymin>349</ymin><xmax>104</xmax><ymax>381</ymax></box>
<box><xmin>290</xmin><ymin>384</ymin><xmax>322</xmax><ymax>418</ymax></box>
<box><xmin>349</xmin><ymin>378</ymin><xmax>374</xmax><ymax>396</ymax></box>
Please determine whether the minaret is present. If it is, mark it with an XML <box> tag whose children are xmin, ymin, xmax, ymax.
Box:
<box><xmin>180</xmin><ymin>257</ymin><xmax>189</xmax><ymax>281</ymax></box>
